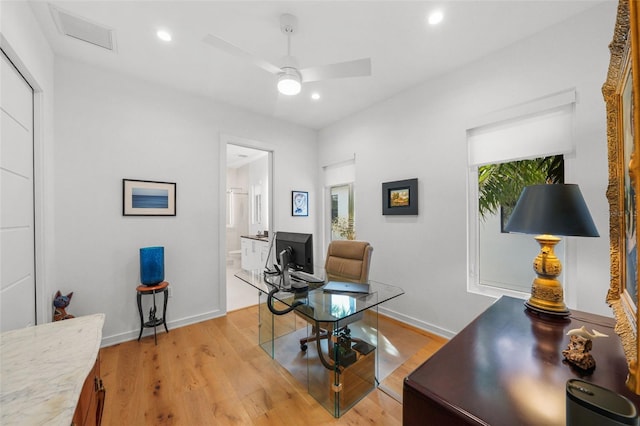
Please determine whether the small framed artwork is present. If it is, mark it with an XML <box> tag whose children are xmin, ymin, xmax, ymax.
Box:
<box><xmin>123</xmin><ymin>179</ymin><xmax>176</xmax><ymax>216</ymax></box>
<box><xmin>382</xmin><ymin>178</ymin><xmax>418</xmax><ymax>215</ymax></box>
<box><xmin>292</xmin><ymin>191</ymin><xmax>308</xmax><ymax>216</ymax></box>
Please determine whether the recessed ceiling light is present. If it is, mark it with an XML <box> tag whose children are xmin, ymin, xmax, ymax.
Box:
<box><xmin>311</xmin><ymin>92</ymin><xmax>320</xmax><ymax>100</ymax></box>
<box><xmin>157</xmin><ymin>30</ymin><xmax>172</xmax><ymax>42</ymax></box>
<box><xmin>428</xmin><ymin>10</ymin><xmax>444</xmax><ymax>26</ymax></box>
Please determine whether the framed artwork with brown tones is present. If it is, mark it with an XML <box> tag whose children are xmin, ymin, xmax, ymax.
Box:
<box><xmin>604</xmin><ymin>0</ymin><xmax>640</xmax><ymax>394</ymax></box>
<box><xmin>382</xmin><ymin>178</ymin><xmax>418</xmax><ymax>215</ymax></box>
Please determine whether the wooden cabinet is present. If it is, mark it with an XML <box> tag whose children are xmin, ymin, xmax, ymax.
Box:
<box><xmin>403</xmin><ymin>296</ymin><xmax>640</xmax><ymax>425</ymax></box>
<box><xmin>72</xmin><ymin>356</ymin><xmax>105</xmax><ymax>426</ymax></box>
<box><xmin>0</xmin><ymin>313</ymin><xmax>105</xmax><ymax>425</ymax></box>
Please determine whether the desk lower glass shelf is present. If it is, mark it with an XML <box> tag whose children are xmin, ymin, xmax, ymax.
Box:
<box><xmin>234</xmin><ymin>269</ymin><xmax>404</xmax><ymax>418</ymax></box>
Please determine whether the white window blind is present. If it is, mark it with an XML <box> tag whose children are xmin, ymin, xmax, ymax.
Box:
<box><xmin>468</xmin><ymin>90</ymin><xmax>576</xmax><ymax>166</ymax></box>
<box><xmin>323</xmin><ymin>158</ymin><xmax>355</xmax><ymax>187</ymax></box>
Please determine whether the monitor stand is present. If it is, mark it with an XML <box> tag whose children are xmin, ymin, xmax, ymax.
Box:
<box><xmin>279</xmin><ymin>249</ymin><xmax>308</xmax><ymax>292</ymax></box>
<box><xmin>289</xmin><ymin>274</ymin><xmax>308</xmax><ymax>292</ymax></box>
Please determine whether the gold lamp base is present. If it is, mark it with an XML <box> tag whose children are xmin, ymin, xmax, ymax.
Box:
<box><xmin>525</xmin><ymin>235</ymin><xmax>570</xmax><ymax>318</ymax></box>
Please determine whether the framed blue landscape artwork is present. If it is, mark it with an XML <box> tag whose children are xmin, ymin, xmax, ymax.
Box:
<box><xmin>123</xmin><ymin>179</ymin><xmax>176</xmax><ymax>216</ymax></box>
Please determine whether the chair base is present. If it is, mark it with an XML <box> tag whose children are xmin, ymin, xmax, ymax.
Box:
<box><xmin>299</xmin><ymin>325</ymin><xmax>365</xmax><ymax>352</ymax></box>
<box><xmin>300</xmin><ymin>326</ymin><xmax>329</xmax><ymax>351</ymax></box>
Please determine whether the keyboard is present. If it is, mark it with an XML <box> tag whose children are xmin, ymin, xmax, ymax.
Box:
<box><xmin>289</xmin><ymin>271</ymin><xmax>324</xmax><ymax>283</ymax></box>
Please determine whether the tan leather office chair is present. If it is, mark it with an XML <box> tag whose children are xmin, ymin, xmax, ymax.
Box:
<box><xmin>299</xmin><ymin>240</ymin><xmax>373</xmax><ymax>351</ymax></box>
<box><xmin>324</xmin><ymin>240</ymin><xmax>373</xmax><ymax>284</ymax></box>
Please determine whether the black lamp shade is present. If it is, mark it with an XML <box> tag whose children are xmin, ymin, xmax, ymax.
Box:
<box><xmin>504</xmin><ymin>184</ymin><xmax>599</xmax><ymax>237</ymax></box>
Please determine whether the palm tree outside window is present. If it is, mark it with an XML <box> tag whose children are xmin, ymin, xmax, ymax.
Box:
<box><xmin>330</xmin><ymin>184</ymin><xmax>355</xmax><ymax>240</ymax></box>
<box><xmin>478</xmin><ymin>155</ymin><xmax>564</xmax><ymax>227</ymax></box>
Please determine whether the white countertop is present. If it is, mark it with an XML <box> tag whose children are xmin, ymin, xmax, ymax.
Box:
<box><xmin>241</xmin><ymin>234</ymin><xmax>269</xmax><ymax>242</ymax></box>
<box><xmin>0</xmin><ymin>313</ymin><xmax>105</xmax><ymax>426</ymax></box>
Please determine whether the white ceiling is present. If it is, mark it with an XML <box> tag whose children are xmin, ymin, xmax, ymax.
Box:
<box><xmin>29</xmin><ymin>1</ymin><xmax>605</xmax><ymax>130</ymax></box>
<box><xmin>227</xmin><ymin>144</ymin><xmax>267</xmax><ymax>169</ymax></box>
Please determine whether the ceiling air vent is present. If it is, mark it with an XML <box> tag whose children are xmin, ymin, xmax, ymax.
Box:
<box><xmin>50</xmin><ymin>5</ymin><xmax>116</xmax><ymax>51</ymax></box>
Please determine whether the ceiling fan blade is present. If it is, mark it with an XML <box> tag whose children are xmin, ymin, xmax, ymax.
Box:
<box><xmin>203</xmin><ymin>34</ymin><xmax>282</xmax><ymax>75</ymax></box>
<box><xmin>299</xmin><ymin>58</ymin><xmax>371</xmax><ymax>83</ymax></box>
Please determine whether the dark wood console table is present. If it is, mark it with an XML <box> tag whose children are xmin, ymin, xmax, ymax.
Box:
<box><xmin>403</xmin><ymin>296</ymin><xmax>640</xmax><ymax>425</ymax></box>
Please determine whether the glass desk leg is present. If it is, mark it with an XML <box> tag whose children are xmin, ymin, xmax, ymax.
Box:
<box><xmin>255</xmin><ymin>291</ymin><xmax>379</xmax><ymax>418</ymax></box>
<box><xmin>307</xmin><ymin>309</ymin><xmax>379</xmax><ymax>417</ymax></box>
<box><xmin>258</xmin><ymin>290</ymin><xmax>298</xmax><ymax>358</ymax></box>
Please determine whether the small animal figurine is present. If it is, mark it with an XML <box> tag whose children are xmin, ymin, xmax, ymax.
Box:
<box><xmin>53</xmin><ymin>291</ymin><xmax>75</xmax><ymax>321</ymax></box>
<box><xmin>566</xmin><ymin>326</ymin><xmax>609</xmax><ymax>340</ymax></box>
<box><xmin>562</xmin><ymin>326</ymin><xmax>608</xmax><ymax>372</ymax></box>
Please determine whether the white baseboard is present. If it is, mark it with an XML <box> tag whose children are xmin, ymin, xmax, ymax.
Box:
<box><xmin>378</xmin><ymin>306</ymin><xmax>456</xmax><ymax>340</ymax></box>
<box><xmin>100</xmin><ymin>309</ymin><xmax>226</xmax><ymax>347</ymax></box>
<box><xmin>100</xmin><ymin>306</ymin><xmax>455</xmax><ymax>347</ymax></box>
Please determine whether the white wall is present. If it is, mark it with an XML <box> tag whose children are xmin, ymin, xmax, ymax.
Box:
<box><xmin>0</xmin><ymin>1</ymin><xmax>56</xmax><ymax>325</ymax></box>
<box><xmin>226</xmin><ymin>167</ymin><xmax>249</xmax><ymax>251</ymax></box>
<box><xmin>318</xmin><ymin>3</ymin><xmax>616</xmax><ymax>336</ymax></box>
<box><xmin>54</xmin><ymin>58</ymin><xmax>317</xmax><ymax>344</ymax></box>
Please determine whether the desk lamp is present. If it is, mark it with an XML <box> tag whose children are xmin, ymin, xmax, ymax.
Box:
<box><xmin>504</xmin><ymin>184</ymin><xmax>599</xmax><ymax>317</ymax></box>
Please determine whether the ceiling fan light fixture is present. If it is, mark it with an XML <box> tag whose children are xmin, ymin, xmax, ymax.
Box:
<box><xmin>278</xmin><ymin>68</ymin><xmax>302</xmax><ymax>95</ymax></box>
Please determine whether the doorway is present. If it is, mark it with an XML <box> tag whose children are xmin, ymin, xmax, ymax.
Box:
<box><xmin>225</xmin><ymin>143</ymin><xmax>272</xmax><ymax>311</ymax></box>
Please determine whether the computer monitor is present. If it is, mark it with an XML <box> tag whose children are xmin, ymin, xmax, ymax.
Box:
<box><xmin>275</xmin><ymin>231</ymin><xmax>313</xmax><ymax>274</ymax></box>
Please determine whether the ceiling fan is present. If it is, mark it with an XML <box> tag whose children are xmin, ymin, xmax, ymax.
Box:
<box><xmin>203</xmin><ymin>13</ymin><xmax>371</xmax><ymax>96</ymax></box>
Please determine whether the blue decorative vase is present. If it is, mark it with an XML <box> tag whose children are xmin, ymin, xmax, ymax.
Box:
<box><xmin>140</xmin><ymin>246</ymin><xmax>164</xmax><ymax>285</ymax></box>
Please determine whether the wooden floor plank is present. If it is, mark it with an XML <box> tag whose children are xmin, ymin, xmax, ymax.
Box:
<box><xmin>99</xmin><ymin>306</ymin><xmax>446</xmax><ymax>425</ymax></box>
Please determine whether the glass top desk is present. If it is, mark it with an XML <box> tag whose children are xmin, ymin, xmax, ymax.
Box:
<box><xmin>234</xmin><ymin>268</ymin><xmax>404</xmax><ymax>417</ymax></box>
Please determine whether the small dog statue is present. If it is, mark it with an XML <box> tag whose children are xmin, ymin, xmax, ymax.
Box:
<box><xmin>53</xmin><ymin>291</ymin><xmax>75</xmax><ymax>321</ymax></box>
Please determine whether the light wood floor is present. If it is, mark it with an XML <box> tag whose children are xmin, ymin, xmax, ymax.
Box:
<box><xmin>99</xmin><ymin>305</ymin><xmax>447</xmax><ymax>425</ymax></box>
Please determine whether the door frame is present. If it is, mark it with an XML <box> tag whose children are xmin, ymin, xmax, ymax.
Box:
<box><xmin>218</xmin><ymin>134</ymin><xmax>274</xmax><ymax>312</ymax></box>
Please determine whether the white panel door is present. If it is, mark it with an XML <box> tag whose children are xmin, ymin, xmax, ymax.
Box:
<box><xmin>1</xmin><ymin>50</ymin><xmax>35</xmax><ymax>331</ymax></box>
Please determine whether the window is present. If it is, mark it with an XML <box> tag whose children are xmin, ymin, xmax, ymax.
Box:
<box><xmin>323</xmin><ymin>158</ymin><xmax>356</xmax><ymax>243</ymax></box>
<box><xmin>467</xmin><ymin>90</ymin><xmax>576</xmax><ymax>299</ymax></box>
<box><xmin>330</xmin><ymin>184</ymin><xmax>355</xmax><ymax>240</ymax></box>
<box><xmin>478</xmin><ymin>156</ymin><xmax>564</xmax><ymax>294</ymax></box>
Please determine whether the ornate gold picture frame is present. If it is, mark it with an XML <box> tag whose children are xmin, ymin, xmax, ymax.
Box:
<box><xmin>604</xmin><ymin>0</ymin><xmax>640</xmax><ymax>394</ymax></box>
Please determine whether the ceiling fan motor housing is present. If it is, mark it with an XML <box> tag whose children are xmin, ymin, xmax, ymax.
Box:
<box><xmin>280</xmin><ymin>13</ymin><xmax>298</xmax><ymax>35</ymax></box>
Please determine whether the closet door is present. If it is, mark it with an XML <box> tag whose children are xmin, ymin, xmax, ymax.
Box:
<box><xmin>1</xmin><ymin>50</ymin><xmax>36</xmax><ymax>331</ymax></box>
